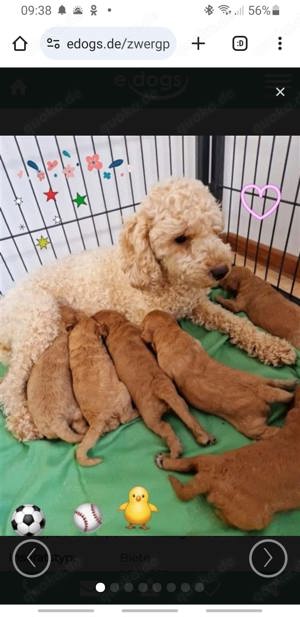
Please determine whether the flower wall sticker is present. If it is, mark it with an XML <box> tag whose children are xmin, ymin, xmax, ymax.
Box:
<box><xmin>63</xmin><ymin>165</ymin><xmax>75</xmax><ymax>178</ymax></box>
<box><xmin>86</xmin><ymin>153</ymin><xmax>103</xmax><ymax>171</ymax></box>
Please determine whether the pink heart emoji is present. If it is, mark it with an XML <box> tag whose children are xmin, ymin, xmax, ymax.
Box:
<box><xmin>47</xmin><ymin>160</ymin><xmax>58</xmax><ymax>171</ymax></box>
<box><xmin>241</xmin><ymin>184</ymin><xmax>281</xmax><ymax>221</ymax></box>
<box><xmin>17</xmin><ymin>170</ymin><xmax>23</xmax><ymax>178</ymax></box>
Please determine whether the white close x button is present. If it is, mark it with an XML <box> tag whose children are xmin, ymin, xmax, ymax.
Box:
<box><xmin>276</xmin><ymin>87</ymin><xmax>286</xmax><ymax>96</ymax></box>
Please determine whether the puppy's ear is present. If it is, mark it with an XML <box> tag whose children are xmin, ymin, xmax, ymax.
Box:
<box><xmin>140</xmin><ymin>323</ymin><xmax>153</xmax><ymax>344</ymax></box>
<box><xmin>221</xmin><ymin>268</ymin><xmax>240</xmax><ymax>293</ymax></box>
<box><xmin>120</xmin><ymin>213</ymin><xmax>163</xmax><ymax>290</ymax></box>
<box><xmin>95</xmin><ymin>321</ymin><xmax>109</xmax><ymax>338</ymax></box>
<box><xmin>59</xmin><ymin>303</ymin><xmax>83</xmax><ymax>329</ymax></box>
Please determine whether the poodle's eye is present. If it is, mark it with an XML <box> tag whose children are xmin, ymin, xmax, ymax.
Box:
<box><xmin>142</xmin><ymin>494</ymin><xmax>145</xmax><ymax>498</ymax></box>
<box><xmin>133</xmin><ymin>494</ymin><xmax>135</xmax><ymax>498</ymax></box>
<box><xmin>174</xmin><ymin>235</ymin><xmax>187</xmax><ymax>244</ymax></box>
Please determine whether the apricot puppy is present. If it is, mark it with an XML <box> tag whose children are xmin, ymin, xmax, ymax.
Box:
<box><xmin>93</xmin><ymin>310</ymin><xmax>215</xmax><ymax>458</ymax></box>
<box><xmin>217</xmin><ymin>266</ymin><xmax>300</xmax><ymax>349</ymax></box>
<box><xmin>69</xmin><ymin>317</ymin><xmax>137</xmax><ymax>466</ymax></box>
<box><xmin>156</xmin><ymin>388</ymin><xmax>300</xmax><ymax>532</ymax></box>
<box><xmin>27</xmin><ymin>305</ymin><xmax>88</xmax><ymax>443</ymax></box>
<box><xmin>141</xmin><ymin>310</ymin><xmax>295</xmax><ymax>440</ymax></box>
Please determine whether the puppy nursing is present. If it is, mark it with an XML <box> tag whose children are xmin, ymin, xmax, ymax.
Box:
<box><xmin>93</xmin><ymin>310</ymin><xmax>215</xmax><ymax>458</ymax></box>
<box><xmin>27</xmin><ymin>305</ymin><xmax>88</xmax><ymax>443</ymax></box>
<box><xmin>141</xmin><ymin>310</ymin><xmax>295</xmax><ymax>440</ymax></box>
<box><xmin>217</xmin><ymin>266</ymin><xmax>300</xmax><ymax>349</ymax></box>
<box><xmin>69</xmin><ymin>317</ymin><xmax>136</xmax><ymax>466</ymax></box>
<box><xmin>157</xmin><ymin>387</ymin><xmax>300</xmax><ymax>531</ymax></box>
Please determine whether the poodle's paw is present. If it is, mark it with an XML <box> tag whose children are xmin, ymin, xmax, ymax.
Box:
<box><xmin>272</xmin><ymin>341</ymin><xmax>297</xmax><ymax>366</ymax></box>
<box><xmin>6</xmin><ymin>410</ymin><xmax>43</xmax><ymax>441</ymax></box>
<box><xmin>248</xmin><ymin>332</ymin><xmax>296</xmax><ymax>366</ymax></box>
<box><xmin>197</xmin><ymin>432</ymin><xmax>217</xmax><ymax>447</ymax></box>
<box><xmin>155</xmin><ymin>453</ymin><xmax>166</xmax><ymax>469</ymax></box>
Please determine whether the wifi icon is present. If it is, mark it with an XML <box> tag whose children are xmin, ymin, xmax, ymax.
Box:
<box><xmin>218</xmin><ymin>4</ymin><xmax>231</xmax><ymax>14</ymax></box>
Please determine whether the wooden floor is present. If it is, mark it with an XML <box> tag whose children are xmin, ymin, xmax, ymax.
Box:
<box><xmin>234</xmin><ymin>254</ymin><xmax>300</xmax><ymax>300</ymax></box>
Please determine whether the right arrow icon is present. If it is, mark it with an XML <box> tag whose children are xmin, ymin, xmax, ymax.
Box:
<box><xmin>249</xmin><ymin>539</ymin><xmax>288</xmax><ymax>578</ymax></box>
<box><xmin>263</xmin><ymin>547</ymin><xmax>273</xmax><ymax>568</ymax></box>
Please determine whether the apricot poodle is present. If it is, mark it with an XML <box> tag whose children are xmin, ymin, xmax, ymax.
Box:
<box><xmin>217</xmin><ymin>266</ymin><xmax>300</xmax><ymax>349</ymax></box>
<box><xmin>69</xmin><ymin>317</ymin><xmax>137</xmax><ymax>466</ymax></box>
<box><xmin>156</xmin><ymin>387</ymin><xmax>300</xmax><ymax>532</ymax></box>
<box><xmin>142</xmin><ymin>310</ymin><xmax>295</xmax><ymax>440</ymax></box>
<box><xmin>93</xmin><ymin>310</ymin><xmax>215</xmax><ymax>457</ymax></box>
<box><xmin>0</xmin><ymin>178</ymin><xmax>295</xmax><ymax>441</ymax></box>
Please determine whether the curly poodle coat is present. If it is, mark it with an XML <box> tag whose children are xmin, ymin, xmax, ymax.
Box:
<box><xmin>0</xmin><ymin>178</ymin><xmax>295</xmax><ymax>441</ymax></box>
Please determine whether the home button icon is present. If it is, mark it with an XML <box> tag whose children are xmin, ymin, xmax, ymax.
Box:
<box><xmin>12</xmin><ymin>36</ymin><xmax>28</xmax><ymax>52</ymax></box>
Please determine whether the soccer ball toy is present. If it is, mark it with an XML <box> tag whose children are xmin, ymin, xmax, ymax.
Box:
<box><xmin>11</xmin><ymin>504</ymin><xmax>46</xmax><ymax>537</ymax></box>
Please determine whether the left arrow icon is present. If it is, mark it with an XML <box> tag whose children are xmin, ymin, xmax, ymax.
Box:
<box><xmin>27</xmin><ymin>548</ymin><xmax>37</xmax><ymax>568</ymax></box>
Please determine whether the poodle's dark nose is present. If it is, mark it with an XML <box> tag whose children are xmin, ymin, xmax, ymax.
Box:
<box><xmin>210</xmin><ymin>265</ymin><xmax>229</xmax><ymax>280</ymax></box>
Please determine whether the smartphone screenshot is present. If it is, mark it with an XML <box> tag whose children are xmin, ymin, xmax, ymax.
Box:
<box><xmin>0</xmin><ymin>0</ymin><xmax>299</xmax><ymax>615</ymax></box>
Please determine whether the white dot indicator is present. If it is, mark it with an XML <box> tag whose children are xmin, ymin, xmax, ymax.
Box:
<box><xmin>95</xmin><ymin>582</ymin><xmax>106</xmax><ymax>593</ymax></box>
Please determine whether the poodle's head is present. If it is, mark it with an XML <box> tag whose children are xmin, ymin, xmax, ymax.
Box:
<box><xmin>120</xmin><ymin>178</ymin><xmax>232</xmax><ymax>291</ymax></box>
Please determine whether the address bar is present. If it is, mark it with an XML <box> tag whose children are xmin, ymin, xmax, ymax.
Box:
<box><xmin>42</xmin><ymin>28</ymin><xmax>176</xmax><ymax>60</ymax></box>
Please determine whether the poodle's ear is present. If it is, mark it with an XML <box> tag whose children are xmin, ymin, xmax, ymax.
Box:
<box><xmin>120</xmin><ymin>214</ymin><xmax>163</xmax><ymax>290</ymax></box>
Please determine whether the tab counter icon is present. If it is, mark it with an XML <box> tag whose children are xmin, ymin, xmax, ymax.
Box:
<box><xmin>232</xmin><ymin>36</ymin><xmax>248</xmax><ymax>51</ymax></box>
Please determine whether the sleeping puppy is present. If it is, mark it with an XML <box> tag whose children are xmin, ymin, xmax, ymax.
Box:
<box><xmin>93</xmin><ymin>310</ymin><xmax>215</xmax><ymax>458</ymax></box>
<box><xmin>217</xmin><ymin>266</ymin><xmax>300</xmax><ymax>349</ymax></box>
<box><xmin>141</xmin><ymin>310</ymin><xmax>296</xmax><ymax>440</ymax></box>
<box><xmin>27</xmin><ymin>304</ymin><xmax>88</xmax><ymax>443</ymax></box>
<box><xmin>69</xmin><ymin>317</ymin><xmax>137</xmax><ymax>466</ymax></box>
<box><xmin>156</xmin><ymin>387</ymin><xmax>300</xmax><ymax>532</ymax></box>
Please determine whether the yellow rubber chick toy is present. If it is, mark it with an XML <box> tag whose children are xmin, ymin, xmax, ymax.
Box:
<box><xmin>119</xmin><ymin>486</ymin><xmax>159</xmax><ymax>530</ymax></box>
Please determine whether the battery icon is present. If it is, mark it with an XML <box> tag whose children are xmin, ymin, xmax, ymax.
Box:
<box><xmin>272</xmin><ymin>5</ymin><xmax>280</xmax><ymax>15</ymax></box>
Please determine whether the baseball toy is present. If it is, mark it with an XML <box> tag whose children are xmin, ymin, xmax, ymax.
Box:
<box><xmin>73</xmin><ymin>503</ymin><xmax>103</xmax><ymax>532</ymax></box>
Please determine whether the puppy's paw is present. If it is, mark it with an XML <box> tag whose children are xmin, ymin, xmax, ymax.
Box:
<box><xmin>197</xmin><ymin>432</ymin><xmax>216</xmax><ymax>447</ymax></box>
<box><xmin>155</xmin><ymin>453</ymin><xmax>166</xmax><ymax>469</ymax></box>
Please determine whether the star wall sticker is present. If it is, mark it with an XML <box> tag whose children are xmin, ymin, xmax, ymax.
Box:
<box><xmin>19</xmin><ymin>224</ymin><xmax>25</xmax><ymax>230</ymax></box>
<box><xmin>44</xmin><ymin>188</ymin><xmax>58</xmax><ymax>202</ymax></box>
<box><xmin>14</xmin><ymin>197</ymin><xmax>23</xmax><ymax>206</ymax></box>
<box><xmin>53</xmin><ymin>215</ymin><xmax>61</xmax><ymax>224</ymax></box>
<box><xmin>36</xmin><ymin>235</ymin><xmax>50</xmax><ymax>250</ymax></box>
<box><xmin>73</xmin><ymin>192</ymin><xmax>87</xmax><ymax>207</ymax></box>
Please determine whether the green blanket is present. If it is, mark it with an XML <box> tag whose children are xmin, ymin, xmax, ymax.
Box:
<box><xmin>1</xmin><ymin>291</ymin><xmax>299</xmax><ymax>537</ymax></box>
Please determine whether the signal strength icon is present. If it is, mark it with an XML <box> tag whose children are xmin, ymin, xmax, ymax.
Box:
<box><xmin>218</xmin><ymin>5</ymin><xmax>231</xmax><ymax>15</ymax></box>
<box><xmin>235</xmin><ymin>5</ymin><xmax>245</xmax><ymax>15</ymax></box>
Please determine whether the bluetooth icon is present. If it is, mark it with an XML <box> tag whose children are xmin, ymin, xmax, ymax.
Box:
<box><xmin>204</xmin><ymin>4</ymin><xmax>214</xmax><ymax>14</ymax></box>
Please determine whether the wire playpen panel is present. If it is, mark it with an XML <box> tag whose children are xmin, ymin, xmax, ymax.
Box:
<box><xmin>1</xmin><ymin>134</ymin><xmax>299</xmax><ymax>301</ymax></box>
<box><xmin>0</xmin><ymin>135</ymin><xmax>196</xmax><ymax>294</ymax></box>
